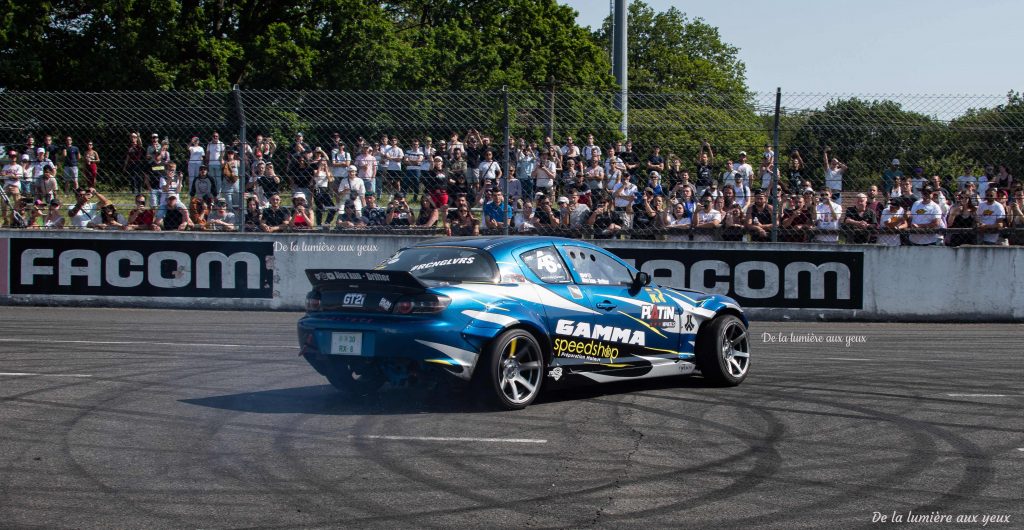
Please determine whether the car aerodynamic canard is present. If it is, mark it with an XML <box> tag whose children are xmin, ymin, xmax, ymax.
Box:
<box><xmin>297</xmin><ymin>236</ymin><xmax>750</xmax><ymax>410</ymax></box>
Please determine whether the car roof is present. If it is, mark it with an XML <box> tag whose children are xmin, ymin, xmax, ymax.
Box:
<box><xmin>412</xmin><ymin>236</ymin><xmax>587</xmax><ymax>253</ymax></box>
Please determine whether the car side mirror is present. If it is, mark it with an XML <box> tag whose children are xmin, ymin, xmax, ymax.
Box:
<box><xmin>631</xmin><ymin>271</ymin><xmax>651</xmax><ymax>292</ymax></box>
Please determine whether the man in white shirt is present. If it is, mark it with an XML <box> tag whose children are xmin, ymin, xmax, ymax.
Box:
<box><xmin>337</xmin><ymin>166</ymin><xmax>366</xmax><ymax>214</ymax></box>
<box><xmin>732</xmin><ymin>174</ymin><xmax>751</xmax><ymax>208</ymax></box>
<box><xmin>382</xmin><ymin>137</ymin><xmax>404</xmax><ymax>194</ymax></box>
<box><xmin>976</xmin><ymin>188</ymin><xmax>1006</xmax><ymax>245</ymax></box>
<box><xmin>187</xmin><ymin>136</ymin><xmax>205</xmax><ymax>184</ymax></box>
<box><xmin>691</xmin><ymin>195</ymin><xmax>722</xmax><ymax>242</ymax></box>
<box><xmin>330</xmin><ymin>134</ymin><xmax>350</xmax><ymax>181</ymax></box>
<box><xmin>2</xmin><ymin>148</ymin><xmax>25</xmax><ymax>193</ymax></box>
<box><xmin>67</xmin><ymin>187</ymin><xmax>111</xmax><ymax>228</ymax></box>
<box><xmin>734</xmin><ymin>152</ymin><xmax>754</xmax><ymax>188</ymax></box>
<box><xmin>582</xmin><ymin>134</ymin><xmax>600</xmax><ymax>162</ymax></box>
<box><xmin>403</xmin><ymin>138</ymin><xmax>425</xmax><ymax>200</ymax></box>
<box><xmin>532</xmin><ymin>152</ymin><xmax>556</xmax><ymax>196</ymax></box>
<box><xmin>907</xmin><ymin>185</ymin><xmax>944</xmax><ymax>245</ymax></box>
<box><xmin>813</xmin><ymin>188</ymin><xmax>842</xmax><ymax>243</ymax></box>
<box><xmin>477</xmin><ymin>149</ymin><xmax>502</xmax><ymax>185</ymax></box>
<box><xmin>822</xmin><ymin>149</ymin><xmax>847</xmax><ymax>199</ymax></box>
<box><xmin>611</xmin><ymin>173</ymin><xmax>637</xmax><ymax>210</ymax></box>
<box><xmin>876</xmin><ymin>199</ymin><xmax>905</xmax><ymax>246</ymax></box>
<box><xmin>205</xmin><ymin>131</ymin><xmax>225</xmax><ymax>189</ymax></box>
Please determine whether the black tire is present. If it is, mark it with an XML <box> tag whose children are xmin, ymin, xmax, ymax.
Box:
<box><xmin>695</xmin><ymin>314</ymin><xmax>750</xmax><ymax>386</ymax></box>
<box><xmin>324</xmin><ymin>360</ymin><xmax>385</xmax><ymax>397</ymax></box>
<box><xmin>475</xmin><ymin>329</ymin><xmax>545</xmax><ymax>410</ymax></box>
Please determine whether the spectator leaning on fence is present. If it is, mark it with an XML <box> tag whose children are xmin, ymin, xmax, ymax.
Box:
<box><xmin>157</xmin><ymin>194</ymin><xmax>192</xmax><ymax>231</ymax></box>
<box><xmin>813</xmin><ymin>188</ymin><xmax>842</xmax><ymax>244</ymax></box>
<box><xmin>976</xmin><ymin>188</ymin><xmax>1006</xmax><ymax>245</ymax></box>
<box><xmin>842</xmin><ymin>193</ymin><xmax>877</xmax><ymax>244</ymax></box>
<box><xmin>946</xmin><ymin>191</ymin><xmax>977</xmax><ymax>247</ymax></box>
<box><xmin>746</xmin><ymin>189</ymin><xmax>774</xmax><ymax>242</ymax></box>
<box><xmin>68</xmin><ymin>187</ymin><xmax>110</xmax><ymax>229</ymax></box>
<box><xmin>259</xmin><ymin>193</ymin><xmax>290</xmax><ymax>232</ymax></box>
<box><xmin>335</xmin><ymin>200</ymin><xmax>367</xmax><ymax>229</ymax></box>
<box><xmin>691</xmin><ymin>193</ymin><xmax>721</xmax><ymax>243</ymax></box>
<box><xmin>876</xmin><ymin>196</ymin><xmax>906</xmax><ymax>247</ymax></box>
<box><xmin>907</xmin><ymin>185</ymin><xmax>944</xmax><ymax>246</ymax></box>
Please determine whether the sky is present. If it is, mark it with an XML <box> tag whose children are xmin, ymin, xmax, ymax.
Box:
<box><xmin>562</xmin><ymin>0</ymin><xmax>1024</xmax><ymax>96</ymax></box>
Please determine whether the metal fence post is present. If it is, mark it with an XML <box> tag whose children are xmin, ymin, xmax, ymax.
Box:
<box><xmin>503</xmin><ymin>86</ymin><xmax>511</xmax><ymax>236</ymax></box>
<box><xmin>232</xmin><ymin>85</ymin><xmax>246</xmax><ymax>232</ymax></box>
<box><xmin>770</xmin><ymin>87</ymin><xmax>782</xmax><ymax>243</ymax></box>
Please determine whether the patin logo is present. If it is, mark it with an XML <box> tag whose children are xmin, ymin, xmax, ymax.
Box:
<box><xmin>555</xmin><ymin>319</ymin><xmax>646</xmax><ymax>346</ymax></box>
<box><xmin>18</xmin><ymin>248</ymin><xmax>262</xmax><ymax>290</ymax></box>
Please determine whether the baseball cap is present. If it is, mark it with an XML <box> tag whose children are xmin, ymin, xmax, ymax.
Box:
<box><xmin>347</xmin><ymin>166</ymin><xmax>357</xmax><ymax>173</ymax></box>
<box><xmin>20</xmin><ymin>154</ymin><xmax>29</xmax><ymax>161</ymax></box>
<box><xmin>393</xmin><ymin>191</ymin><xmax>406</xmax><ymax>199</ymax></box>
<box><xmin>36</xmin><ymin>147</ymin><xmax>45</xmax><ymax>154</ymax></box>
<box><xmin>292</xmin><ymin>192</ymin><xmax>307</xmax><ymax>200</ymax></box>
<box><xmin>892</xmin><ymin>159</ymin><xmax>900</xmax><ymax>165</ymax></box>
<box><xmin>738</xmin><ymin>151</ymin><xmax>747</xmax><ymax>156</ymax></box>
<box><xmin>365</xmin><ymin>191</ymin><xmax>376</xmax><ymax>198</ymax></box>
<box><xmin>557</xmin><ymin>196</ymin><xmax>569</xmax><ymax>204</ymax></box>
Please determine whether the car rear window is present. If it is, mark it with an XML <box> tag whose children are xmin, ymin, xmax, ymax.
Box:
<box><xmin>377</xmin><ymin>247</ymin><xmax>497</xmax><ymax>283</ymax></box>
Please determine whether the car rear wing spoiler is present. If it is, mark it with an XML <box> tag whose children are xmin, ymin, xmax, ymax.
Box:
<box><xmin>305</xmin><ymin>269</ymin><xmax>426</xmax><ymax>292</ymax></box>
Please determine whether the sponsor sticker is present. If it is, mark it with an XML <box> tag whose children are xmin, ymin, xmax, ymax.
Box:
<box><xmin>567</xmin><ymin>285</ymin><xmax>583</xmax><ymax>299</ymax></box>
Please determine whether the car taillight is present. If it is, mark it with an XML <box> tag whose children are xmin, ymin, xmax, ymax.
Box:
<box><xmin>393</xmin><ymin>294</ymin><xmax>451</xmax><ymax>314</ymax></box>
<box><xmin>305</xmin><ymin>296</ymin><xmax>321</xmax><ymax>312</ymax></box>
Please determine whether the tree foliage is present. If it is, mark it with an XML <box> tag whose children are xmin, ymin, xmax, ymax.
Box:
<box><xmin>0</xmin><ymin>0</ymin><xmax>615</xmax><ymax>91</ymax></box>
<box><xmin>594</xmin><ymin>1</ymin><xmax>748</xmax><ymax>100</ymax></box>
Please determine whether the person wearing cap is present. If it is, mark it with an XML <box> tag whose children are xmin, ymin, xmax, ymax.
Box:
<box><xmin>3</xmin><ymin>149</ymin><xmax>25</xmax><ymax>196</ymax></box>
<box><xmin>690</xmin><ymin>193</ymin><xmax>721</xmax><ymax>242</ymax></box>
<box><xmin>39</xmin><ymin>198</ymin><xmax>65</xmax><ymax>229</ymax></box>
<box><xmin>28</xmin><ymin>147</ymin><xmax>55</xmax><ymax>198</ymax></box>
<box><xmin>126</xmin><ymin>194</ymin><xmax>157</xmax><ymax>231</ymax></box>
<box><xmin>906</xmin><ymin>185</ymin><xmax>944</xmax><ymax>245</ymax></box>
<box><xmin>335</xmin><ymin>199</ymin><xmax>368</xmax><ymax>229</ymax></box>
<box><xmin>734</xmin><ymin>151</ymin><xmax>754</xmax><ymax>188</ymax></box>
<box><xmin>910</xmin><ymin>166</ymin><xmax>927</xmax><ymax>195</ymax></box>
<box><xmin>189</xmin><ymin>164</ymin><xmax>219</xmax><ymax>207</ymax></box>
<box><xmin>876</xmin><ymin>195</ymin><xmax>907</xmax><ymax>246</ymax></box>
<box><xmin>156</xmin><ymin>193</ymin><xmax>192</xmax><ymax>231</ymax></box>
<box><xmin>883</xmin><ymin>158</ymin><xmax>903</xmax><ymax>196</ymax></box>
<box><xmin>207</xmin><ymin>197</ymin><xmax>237</xmax><ymax>231</ymax></box>
<box><xmin>385</xmin><ymin>191</ymin><xmax>412</xmax><ymax>227</ymax></box>
<box><xmin>426</xmin><ymin>155</ymin><xmax>449</xmax><ymax>209</ymax></box>
<box><xmin>337</xmin><ymin>165</ymin><xmax>366</xmax><ymax>215</ymax></box>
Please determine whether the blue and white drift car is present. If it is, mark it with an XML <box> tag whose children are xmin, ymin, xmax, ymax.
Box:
<box><xmin>297</xmin><ymin>236</ymin><xmax>750</xmax><ymax>410</ymax></box>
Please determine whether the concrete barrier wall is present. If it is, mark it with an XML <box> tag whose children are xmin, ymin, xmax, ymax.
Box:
<box><xmin>1</xmin><ymin>231</ymin><xmax>1021</xmax><ymax>321</ymax></box>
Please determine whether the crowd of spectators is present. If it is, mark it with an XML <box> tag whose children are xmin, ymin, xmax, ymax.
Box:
<box><xmin>2</xmin><ymin>130</ymin><xmax>1023</xmax><ymax>246</ymax></box>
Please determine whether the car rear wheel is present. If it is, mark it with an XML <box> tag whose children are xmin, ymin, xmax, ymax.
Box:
<box><xmin>476</xmin><ymin>329</ymin><xmax>545</xmax><ymax>410</ymax></box>
<box><xmin>695</xmin><ymin>314</ymin><xmax>749</xmax><ymax>386</ymax></box>
<box><xmin>325</xmin><ymin>360</ymin><xmax>385</xmax><ymax>397</ymax></box>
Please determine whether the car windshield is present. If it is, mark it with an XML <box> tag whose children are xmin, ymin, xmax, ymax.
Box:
<box><xmin>377</xmin><ymin>247</ymin><xmax>498</xmax><ymax>283</ymax></box>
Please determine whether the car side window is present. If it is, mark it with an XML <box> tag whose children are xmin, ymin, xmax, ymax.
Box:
<box><xmin>520</xmin><ymin>246</ymin><xmax>570</xmax><ymax>284</ymax></box>
<box><xmin>564</xmin><ymin>246</ymin><xmax>632</xmax><ymax>286</ymax></box>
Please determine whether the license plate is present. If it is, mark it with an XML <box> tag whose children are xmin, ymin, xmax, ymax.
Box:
<box><xmin>330</xmin><ymin>332</ymin><xmax>363</xmax><ymax>355</ymax></box>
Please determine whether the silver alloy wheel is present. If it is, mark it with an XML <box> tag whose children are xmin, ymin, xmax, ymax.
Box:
<box><xmin>720</xmin><ymin>321</ymin><xmax>750</xmax><ymax>378</ymax></box>
<box><xmin>499</xmin><ymin>336</ymin><xmax>543</xmax><ymax>405</ymax></box>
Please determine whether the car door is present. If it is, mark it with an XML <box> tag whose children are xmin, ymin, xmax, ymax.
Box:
<box><xmin>555</xmin><ymin>244</ymin><xmax>684</xmax><ymax>375</ymax></box>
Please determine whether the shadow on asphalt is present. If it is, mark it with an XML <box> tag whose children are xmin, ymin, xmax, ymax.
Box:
<box><xmin>180</xmin><ymin>376</ymin><xmax>721</xmax><ymax>416</ymax></box>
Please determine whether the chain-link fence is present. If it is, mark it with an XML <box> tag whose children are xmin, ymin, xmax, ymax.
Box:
<box><xmin>0</xmin><ymin>88</ymin><xmax>1022</xmax><ymax>244</ymax></box>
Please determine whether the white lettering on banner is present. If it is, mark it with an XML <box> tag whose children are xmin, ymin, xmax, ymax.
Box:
<box><xmin>21</xmin><ymin>249</ymin><xmax>54</xmax><ymax>285</ymax></box>
<box><xmin>148</xmin><ymin>251</ymin><xmax>191</xmax><ymax>288</ymax></box>
<box><xmin>195</xmin><ymin>252</ymin><xmax>260</xmax><ymax>289</ymax></box>
<box><xmin>105</xmin><ymin>250</ymin><xmax>144</xmax><ymax>288</ymax></box>
<box><xmin>733</xmin><ymin>261</ymin><xmax>779</xmax><ymax>299</ymax></box>
<box><xmin>59</xmin><ymin>250</ymin><xmax>100</xmax><ymax>286</ymax></box>
<box><xmin>784</xmin><ymin>262</ymin><xmax>851</xmax><ymax>300</ymax></box>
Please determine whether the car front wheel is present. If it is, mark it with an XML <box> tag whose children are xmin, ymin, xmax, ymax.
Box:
<box><xmin>476</xmin><ymin>329</ymin><xmax>545</xmax><ymax>410</ymax></box>
<box><xmin>695</xmin><ymin>314</ymin><xmax>750</xmax><ymax>386</ymax></box>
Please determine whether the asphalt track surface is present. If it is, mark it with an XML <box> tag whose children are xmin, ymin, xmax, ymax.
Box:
<box><xmin>0</xmin><ymin>308</ymin><xmax>1021</xmax><ymax>529</ymax></box>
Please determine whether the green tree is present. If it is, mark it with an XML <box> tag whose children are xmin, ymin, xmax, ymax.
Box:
<box><xmin>594</xmin><ymin>0</ymin><xmax>748</xmax><ymax>100</ymax></box>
